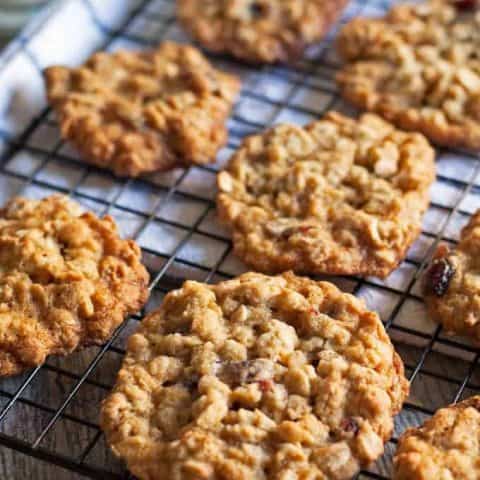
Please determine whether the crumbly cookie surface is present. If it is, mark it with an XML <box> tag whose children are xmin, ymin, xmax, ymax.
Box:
<box><xmin>0</xmin><ymin>195</ymin><xmax>149</xmax><ymax>376</ymax></box>
<box><xmin>336</xmin><ymin>0</ymin><xmax>480</xmax><ymax>150</ymax></box>
<box><xmin>177</xmin><ymin>0</ymin><xmax>348</xmax><ymax>64</ymax></box>
<box><xmin>394</xmin><ymin>395</ymin><xmax>480</xmax><ymax>480</ymax></box>
<box><xmin>217</xmin><ymin>112</ymin><xmax>435</xmax><ymax>278</ymax></box>
<box><xmin>45</xmin><ymin>42</ymin><xmax>240</xmax><ymax>177</ymax></box>
<box><xmin>101</xmin><ymin>271</ymin><xmax>409</xmax><ymax>480</ymax></box>
<box><xmin>423</xmin><ymin>210</ymin><xmax>480</xmax><ymax>340</ymax></box>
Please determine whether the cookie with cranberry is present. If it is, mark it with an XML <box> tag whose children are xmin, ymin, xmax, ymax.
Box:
<box><xmin>101</xmin><ymin>271</ymin><xmax>408</xmax><ymax>480</ymax></box>
<box><xmin>423</xmin><ymin>210</ymin><xmax>480</xmax><ymax>340</ymax></box>
<box><xmin>394</xmin><ymin>395</ymin><xmax>480</xmax><ymax>480</ymax></box>
<box><xmin>337</xmin><ymin>0</ymin><xmax>480</xmax><ymax>150</ymax></box>
<box><xmin>45</xmin><ymin>42</ymin><xmax>240</xmax><ymax>177</ymax></box>
<box><xmin>177</xmin><ymin>0</ymin><xmax>349</xmax><ymax>64</ymax></box>
<box><xmin>217</xmin><ymin>112</ymin><xmax>435</xmax><ymax>278</ymax></box>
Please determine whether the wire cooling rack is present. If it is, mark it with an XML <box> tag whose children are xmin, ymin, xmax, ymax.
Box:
<box><xmin>0</xmin><ymin>0</ymin><xmax>479</xmax><ymax>478</ymax></box>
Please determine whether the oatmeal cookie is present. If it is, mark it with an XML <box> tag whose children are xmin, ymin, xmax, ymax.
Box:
<box><xmin>177</xmin><ymin>0</ymin><xmax>349</xmax><ymax>64</ymax></box>
<box><xmin>217</xmin><ymin>112</ymin><xmax>435</xmax><ymax>278</ymax></box>
<box><xmin>0</xmin><ymin>195</ymin><xmax>149</xmax><ymax>376</ymax></box>
<box><xmin>44</xmin><ymin>42</ymin><xmax>240</xmax><ymax>177</ymax></box>
<box><xmin>336</xmin><ymin>0</ymin><xmax>480</xmax><ymax>151</ymax></box>
<box><xmin>394</xmin><ymin>395</ymin><xmax>480</xmax><ymax>480</ymax></box>
<box><xmin>101</xmin><ymin>271</ymin><xmax>409</xmax><ymax>480</ymax></box>
<box><xmin>423</xmin><ymin>210</ymin><xmax>480</xmax><ymax>340</ymax></box>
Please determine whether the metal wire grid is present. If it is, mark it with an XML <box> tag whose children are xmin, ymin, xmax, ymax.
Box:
<box><xmin>0</xmin><ymin>0</ymin><xmax>478</xmax><ymax>478</ymax></box>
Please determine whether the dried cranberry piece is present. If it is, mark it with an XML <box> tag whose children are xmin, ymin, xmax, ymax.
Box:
<box><xmin>217</xmin><ymin>359</ymin><xmax>274</xmax><ymax>386</ymax></box>
<box><xmin>453</xmin><ymin>0</ymin><xmax>479</xmax><ymax>10</ymax></box>
<box><xmin>257</xmin><ymin>379</ymin><xmax>273</xmax><ymax>393</ymax></box>
<box><xmin>298</xmin><ymin>226</ymin><xmax>314</xmax><ymax>234</ymax></box>
<box><xmin>340</xmin><ymin>417</ymin><xmax>359</xmax><ymax>436</ymax></box>
<box><xmin>425</xmin><ymin>258</ymin><xmax>455</xmax><ymax>297</ymax></box>
<box><xmin>331</xmin><ymin>417</ymin><xmax>360</xmax><ymax>439</ymax></box>
<box><xmin>281</xmin><ymin>225</ymin><xmax>315</xmax><ymax>239</ymax></box>
<box><xmin>249</xmin><ymin>1</ymin><xmax>267</xmax><ymax>18</ymax></box>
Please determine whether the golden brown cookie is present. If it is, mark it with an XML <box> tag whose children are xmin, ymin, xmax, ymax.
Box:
<box><xmin>101</xmin><ymin>271</ymin><xmax>409</xmax><ymax>480</ymax></box>
<box><xmin>394</xmin><ymin>395</ymin><xmax>480</xmax><ymax>480</ymax></box>
<box><xmin>336</xmin><ymin>0</ymin><xmax>480</xmax><ymax>151</ymax></box>
<box><xmin>423</xmin><ymin>210</ymin><xmax>480</xmax><ymax>340</ymax></box>
<box><xmin>0</xmin><ymin>195</ymin><xmax>149</xmax><ymax>376</ymax></box>
<box><xmin>44</xmin><ymin>42</ymin><xmax>240</xmax><ymax>177</ymax></box>
<box><xmin>217</xmin><ymin>112</ymin><xmax>436</xmax><ymax>278</ymax></box>
<box><xmin>177</xmin><ymin>0</ymin><xmax>349</xmax><ymax>64</ymax></box>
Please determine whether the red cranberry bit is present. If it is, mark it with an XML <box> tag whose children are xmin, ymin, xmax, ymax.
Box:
<box><xmin>249</xmin><ymin>1</ymin><xmax>268</xmax><ymax>18</ymax></box>
<box><xmin>257</xmin><ymin>379</ymin><xmax>273</xmax><ymax>393</ymax></box>
<box><xmin>281</xmin><ymin>225</ymin><xmax>315</xmax><ymax>239</ymax></box>
<box><xmin>217</xmin><ymin>359</ymin><xmax>273</xmax><ymax>387</ymax></box>
<box><xmin>340</xmin><ymin>417</ymin><xmax>360</xmax><ymax>436</ymax></box>
<box><xmin>453</xmin><ymin>0</ymin><xmax>479</xmax><ymax>10</ymax></box>
<box><xmin>425</xmin><ymin>258</ymin><xmax>455</xmax><ymax>297</ymax></box>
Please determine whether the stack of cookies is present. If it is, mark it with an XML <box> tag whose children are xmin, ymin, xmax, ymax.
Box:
<box><xmin>1</xmin><ymin>1</ymin><xmax>479</xmax><ymax>479</ymax></box>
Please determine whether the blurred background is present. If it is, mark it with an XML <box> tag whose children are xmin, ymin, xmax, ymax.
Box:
<box><xmin>0</xmin><ymin>0</ymin><xmax>51</xmax><ymax>46</ymax></box>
